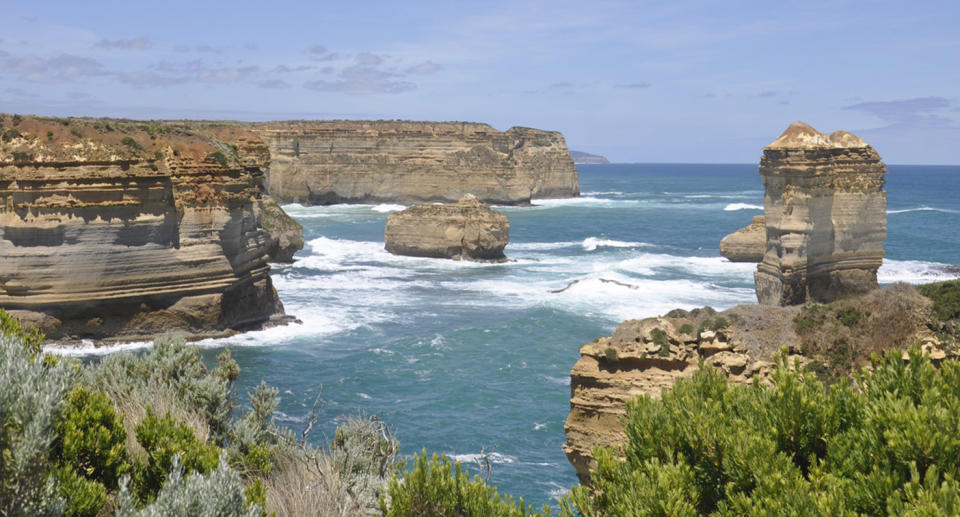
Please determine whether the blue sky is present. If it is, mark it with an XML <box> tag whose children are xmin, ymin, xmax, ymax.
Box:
<box><xmin>1</xmin><ymin>1</ymin><xmax>958</xmax><ymax>164</ymax></box>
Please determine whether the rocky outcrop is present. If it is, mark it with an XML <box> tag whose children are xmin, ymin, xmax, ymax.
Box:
<box><xmin>563</xmin><ymin>283</ymin><xmax>949</xmax><ymax>483</ymax></box>
<box><xmin>384</xmin><ymin>195</ymin><xmax>509</xmax><ymax>261</ymax></box>
<box><xmin>755</xmin><ymin>122</ymin><xmax>887</xmax><ymax>305</ymax></box>
<box><xmin>0</xmin><ymin>116</ymin><xmax>302</xmax><ymax>342</ymax></box>
<box><xmin>254</xmin><ymin>121</ymin><xmax>579</xmax><ymax>205</ymax></box>
<box><xmin>719</xmin><ymin>215</ymin><xmax>765</xmax><ymax>262</ymax></box>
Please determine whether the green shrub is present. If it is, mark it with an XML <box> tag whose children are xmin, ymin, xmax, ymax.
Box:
<box><xmin>711</xmin><ymin>316</ymin><xmax>729</xmax><ymax>330</ymax></box>
<box><xmin>54</xmin><ymin>466</ymin><xmax>106</xmax><ymax>517</ymax></box>
<box><xmin>650</xmin><ymin>328</ymin><xmax>668</xmax><ymax>347</ymax></box>
<box><xmin>562</xmin><ymin>348</ymin><xmax>960</xmax><ymax>516</ymax></box>
<box><xmin>206</xmin><ymin>151</ymin><xmax>229</xmax><ymax>167</ymax></box>
<box><xmin>836</xmin><ymin>307</ymin><xmax>862</xmax><ymax>328</ymax></box>
<box><xmin>918</xmin><ymin>280</ymin><xmax>960</xmax><ymax>321</ymax></box>
<box><xmin>133</xmin><ymin>409</ymin><xmax>221</xmax><ymax>502</ymax></box>
<box><xmin>381</xmin><ymin>451</ymin><xmax>546</xmax><ymax>516</ymax></box>
<box><xmin>794</xmin><ymin>304</ymin><xmax>829</xmax><ymax>335</ymax></box>
<box><xmin>2</xmin><ymin>128</ymin><xmax>22</xmax><ymax>142</ymax></box>
<box><xmin>679</xmin><ymin>323</ymin><xmax>694</xmax><ymax>335</ymax></box>
<box><xmin>116</xmin><ymin>454</ymin><xmax>261</xmax><ymax>517</ymax></box>
<box><xmin>121</xmin><ymin>136</ymin><xmax>142</xmax><ymax>152</ymax></box>
<box><xmin>46</xmin><ymin>130</ymin><xmax>54</xmax><ymax>140</ymax></box>
<box><xmin>12</xmin><ymin>114</ymin><xmax>22</xmax><ymax>126</ymax></box>
<box><xmin>57</xmin><ymin>386</ymin><xmax>130</xmax><ymax>488</ymax></box>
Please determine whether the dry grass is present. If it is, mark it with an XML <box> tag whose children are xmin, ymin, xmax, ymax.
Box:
<box><xmin>110</xmin><ymin>379</ymin><xmax>211</xmax><ymax>460</ymax></box>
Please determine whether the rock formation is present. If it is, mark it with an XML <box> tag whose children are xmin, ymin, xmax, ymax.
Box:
<box><xmin>0</xmin><ymin>116</ymin><xmax>302</xmax><ymax>341</ymax></box>
<box><xmin>754</xmin><ymin>121</ymin><xmax>886</xmax><ymax>305</ymax></box>
<box><xmin>384</xmin><ymin>195</ymin><xmax>509</xmax><ymax>261</ymax></box>
<box><xmin>719</xmin><ymin>215</ymin><xmax>765</xmax><ymax>262</ymax></box>
<box><xmin>563</xmin><ymin>284</ymin><xmax>948</xmax><ymax>483</ymax></box>
<box><xmin>254</xmin><ymin>121</ymin><xmax>579</xmax><ymax>205</ymax></box>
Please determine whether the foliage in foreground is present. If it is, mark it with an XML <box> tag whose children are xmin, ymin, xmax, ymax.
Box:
<box><xmin>0</xmin><ymin>309</ymin><xmax>403</xmax><ymax>516</ymax></box>
<box><xmin>561</xmin><ymin>347</ymin><xmax>960</xmax><ymax>516</ymax></box>
<box><xmin>382</xmin><ymin>451</ymin><xmax>548</xmax><ymax>517</ymax></box>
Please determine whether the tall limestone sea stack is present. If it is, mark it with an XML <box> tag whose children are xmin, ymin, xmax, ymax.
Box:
<box><xmin>0</xmin><ymin>116</ymin><xmax>302</xmax><ymax>341</ymax></box>
<box><xmin>754</xmin><ymin>121</ymin><xmax>887</xmax><ymax>305</ymax></box>
<box><xmin>254</xmin><ymin>121</ymin><xmax>580</xmax><ymax>205</ymax></box>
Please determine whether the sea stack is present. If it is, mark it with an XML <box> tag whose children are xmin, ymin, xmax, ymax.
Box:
<box><xmin>384</xmin><ymin>194</ymin><xmax>509</xmax><ymax>261</ymax></box>
<box><xmin>754</xmin><ymin>121</ymin><xmax>886</xmax><ymax>306</ymax></box>
<box><xmin>719</xmin><ymin>215</ymin><xmax>765</xmax><ymax>262</ymax></box>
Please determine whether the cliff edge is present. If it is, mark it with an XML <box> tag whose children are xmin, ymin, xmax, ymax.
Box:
<box><xmin>254</xmin><ymin>121</ymin><xmax>580</xmax><ymax>205</ymax></box>
<box><xmin>0</xmin><ymin>115</ymin><xmax>303</xmax><ymax>341</ymax></box>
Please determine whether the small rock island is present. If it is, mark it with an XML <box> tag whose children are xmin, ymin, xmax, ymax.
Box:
<box><xmin>384</xmin><ymin>194</ymin><xmax>509</xmax><ymax>261</ymax></box>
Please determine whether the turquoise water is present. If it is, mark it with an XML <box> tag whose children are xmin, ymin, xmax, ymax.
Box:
<box><xmin>59</xmin><ymin>163</ymin><xmax>960</xmax><ymax>506</ymax></box>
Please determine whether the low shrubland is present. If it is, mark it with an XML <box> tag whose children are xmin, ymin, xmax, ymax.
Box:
<box><xmin>0</xmin><ymin>310</ymin><xmax>399</xmax><ymax>516</ymax></box>
<box><xmin>5</xmin><ymin>280</ymin><xmax>960</xmax><ymax>516</ymax></box>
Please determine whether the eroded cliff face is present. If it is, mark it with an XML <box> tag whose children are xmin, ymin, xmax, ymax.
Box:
<box><xmin>563</xmin><ymin>284</ymin><xmax>949</xmax><ymax>483</ymax></box>
<box><xmin>254</xmin><ymin>121</ymin><xmax>580</xmax><ymax>205</ymax></box>
<box><xmin>755</xmin><ymin>122</ymin><xmax>887</xmax><ymax>305</ymax></box>
<box><xmin>0</xmin><ymin>116</ymin><xmax>301</xmax><ymax>341</ymax></box>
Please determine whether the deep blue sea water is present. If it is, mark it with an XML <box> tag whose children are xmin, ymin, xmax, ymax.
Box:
<box><xmin>54</xmin><ymin>163</ymin><xmax>960</xmax><ymax>507</ymax></box>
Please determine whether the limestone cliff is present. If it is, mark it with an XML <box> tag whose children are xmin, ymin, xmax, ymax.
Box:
<box><xmin>563</xmin><ymin>284</ymin><xmax>949</xmax><ymax>483</ymax></box>
<box><xmin>719</xmin><ymin>215</ymin><xmax>765</xmax><ymax>262</ymax></box>
<box><xmin>755</xmin><ymin>122</ymin><xmax>887</xmax><ymax>305</ymax></box>
<box><xmin>0</xmin><ymin>116</ymin><xmax>302</xmax><ymax>341</ymax></box>
<box><xmin>384</xmin><ymin>194</ymin><xmax>509</xmax><ymax>261</ymax></box>
<box><xmin>254</xmin><ymin>121</ymin><xmax>579</xmax><ymax>205</ymax></box>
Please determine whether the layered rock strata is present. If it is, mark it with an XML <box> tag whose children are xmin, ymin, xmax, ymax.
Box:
<box><xmin>563</xmin><ymin>284</ymin><xmax>949</xmax><ymax>483</ymax></box>
<box><xmin>384</xmin><ymin>194</ymin><xmax>509</xmax><ymax>261</ymax></box>
<box><xmin>754</xmin><ymin>122</ymin><xmax>887</xmax><ymax>305</ymax></box>
<box><xmin>0</xmin><ymin>116</ymin><xmax>302</xmax><ymax>341</ymax></box>
<box><xmin>719</xmin><ymin>215</ymin><xmax>765</xmax><ymax>262</ymax></box>
<box><xmin>254</xmin><ymin>121</ymin><xmax>579</xmax><ymax>205</ymax></box>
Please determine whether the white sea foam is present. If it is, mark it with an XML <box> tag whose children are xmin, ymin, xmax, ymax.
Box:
<box><xmin>372</xmin><ymin>204</ymin><xmax>405</xmax><ymax>213</ymax></box>
<box><xmin>879</xmin><ymin>259</ymin><xmax>960</xmax><ymax>284</ymax></box>
<box><xmin>887</xmin><ymin>206</ymin><xmax>960</xmax><ymax>215</ymax></box>
<box><xmin>449</xmin><ymin>452</ymin><xmax>517</xmax><ymax>465</ymax></box>
<box><xmin>582</xmin><ymin>237</ymin><xmax>652</xmax><ymax>251</ymax></box>
<box><xmin>723</xmin><ymin>203</ymin><xmax>764</xmax><ymax>211</ymax></box>
<box><xmin>44</xmin><ymin>339</ymin><xmax>153</xmax><ymax>357</ymax></box>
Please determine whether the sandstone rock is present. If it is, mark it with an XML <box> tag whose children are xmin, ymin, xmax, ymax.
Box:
<box><xmin>384</xmin><ymin>195</ymin><xmax>509</xmax><ymax>261</ymax></box>
<box><xmin>754</xmin><ymin>121</ymin><xmax>887</xmax><ymax>305</ymax></box>
<box><xmin>260</xmin><ymin>196</ymin><xmax>304</xmax><ymax>262</ymax></box>
<box><xmin>563</xmin><ymin>284</ymin><xmax>942</xmax><ymax>483</ymax></box>
<box><xmin>720</xmin><ymin>215</ymin><xmax>765</xmax><ymax>262</ymax></box>
<box><xmin>0</xmin><ymin>116</ymin><xmax>300</xmax><ymax>342</ymax></box>
<box><xmin>255</xmin><ymin>121</ymin><xmax>580</xmax><ymax>205</ymax></box>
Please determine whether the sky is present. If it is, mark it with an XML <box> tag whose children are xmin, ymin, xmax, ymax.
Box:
<box><xmin>1</xmin><ymin>1</ymin><xmax>958</xmax><ymax>164</ymax></box>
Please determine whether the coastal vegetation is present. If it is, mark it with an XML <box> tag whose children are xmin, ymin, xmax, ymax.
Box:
<box><xmin>6</xmin><ymin>277</ymin><xmax>960</xmax><ymax>515</ymax></box>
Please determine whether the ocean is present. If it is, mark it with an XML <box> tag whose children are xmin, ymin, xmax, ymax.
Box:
<box><xmin>54</xmin><ymin>163</ymin><xmax>960</xmax><ymax>507</ymax></box>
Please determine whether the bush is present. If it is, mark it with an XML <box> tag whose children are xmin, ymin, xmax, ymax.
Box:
<box><xmin>116</xmin><ymin>454</ymin><xmax>261</xmax><ymax>517</ymax></box>
<box><xmin>836</xmin><ymin>307</ymin><xmax>862</xmax><ymax>328</ymax></box>
<box><xmin>54</xmin><ymin>466</ymin><xmax>107</xmax><ymax>517</ymax></box>
<box><xmin>918</xmin><ymin>280</ymin><xmax>960</xmax><ymax>321</ymax></box>
<box><xmin>381</xmin><ymin>451</ymin><xmax>546</xmax><ymax>516</ymax></box>
<box><xmin>0</xmin><ymin>312</ymin><xmax>72</xmax><ymax>516</ymax></box>
<box><xmin>206</xmin><ymin>151</ymin><xmax>229</xmax><ymax>167</ymax></box>
<box><xmin>57</xmin><ymin>386</ymin><xmax>130</xmax><ymax>488</ymax></box>
<box><xmin>562</xmin><ymin>348</ymin><xmax>960</xmax><ymax>516</ymax></box>
<box><xmin>133</xmin><ymin>409</ymin><xmax>221</xmax><ymax>502</ymax></box>
<box><xmin>794</xmin><ymin>304</ymin><xmax>829</xmax><ymax>335</ymax></box>
<box><xmin>2</xmin><ymin>128</ymin><xmax>22</xmax><ymax>142</ymax></box>
<box><xmin>121</xmin><ymin>136</ymin><xmax>142</xmax><ymax>152</ymax></box>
